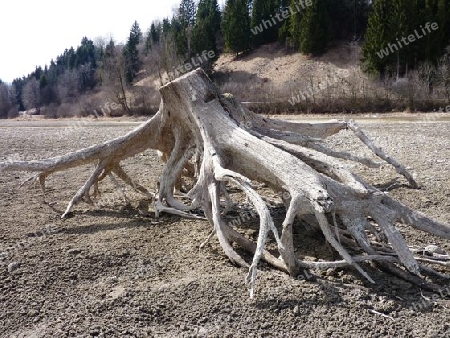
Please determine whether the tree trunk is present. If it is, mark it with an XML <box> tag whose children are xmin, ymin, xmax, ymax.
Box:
<box><xmin>2</xmin><ymin>69</ymin><xmax>449</xmax><ymax>296</ymax></box>
<box><xmin>117</xmin><ymin>70</ymin><xmax>132</xmax><ymax>115</ymax></box>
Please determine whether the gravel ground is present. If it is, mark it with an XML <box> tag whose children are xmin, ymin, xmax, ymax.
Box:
<box><xmin>0</xmin><ymin>115</ymin><xmax>449</xmax><ymax>337</ymax></box>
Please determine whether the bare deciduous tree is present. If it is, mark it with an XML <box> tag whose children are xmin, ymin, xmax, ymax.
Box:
<box><xmin>437</xmin><ymin>52</ymin><xmax>450</xmax><ymax>101</ymax></box>
<box><xmin>22</xmin><ymin>78</ymin><xmax>40</xmax><ymax>113</ymax></box>
<box><xmin>100</xmin><ymin>41</ymin><xmax>132</xmax><ymax>115</ymax></box>
<box><xmin>417</xmin><ymin>61</ymin><xmax>437</xmax><ymax>97</ymax></box>
<box><xmin>155</xmin><ymin>32</ymin><xmax>184</xmax><ymax>85</ymax></box>
<box><xmin>57</xmin><ymin>70</ymin><xmax>79</xmax><ymax>104</ymax></box>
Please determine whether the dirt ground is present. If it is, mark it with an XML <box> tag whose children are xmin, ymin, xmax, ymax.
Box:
<box><xmin>0</xmin><ymin>115</ymin><xmax>449</xmax><ymax>337</ymax></box>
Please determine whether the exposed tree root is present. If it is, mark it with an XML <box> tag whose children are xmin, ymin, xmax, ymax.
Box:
<box><xmin>1</xmin><ymin>69</ymin><xmax>449</xmax><ymax>296</ymax></box>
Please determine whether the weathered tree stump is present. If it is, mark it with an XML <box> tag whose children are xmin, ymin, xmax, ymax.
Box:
<box><xmin>2</xmin><ymin>69</ymin><xmax>449</xmax><ymax>296</ymax></box>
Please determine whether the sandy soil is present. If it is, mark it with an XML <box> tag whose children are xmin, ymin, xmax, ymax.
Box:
<box><xmin>214</xmin><ymin>44</ymin><xmax>358</xmax><ymax>87</ymax></box>
<box><xmin>0</xmin><ymin>116</ymin><xmax>449</xmax><ymax>337</ymax></box>
<box><xmin>212</xmin><ymin>44</ymin><xmax>361</xmax><ymax>103</ymax></box>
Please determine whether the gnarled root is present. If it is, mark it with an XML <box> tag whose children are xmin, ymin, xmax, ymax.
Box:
<box><xmin>1</xmin><ymin>69</ymin><xmax>448</xmax><ymax>296</ymax></box>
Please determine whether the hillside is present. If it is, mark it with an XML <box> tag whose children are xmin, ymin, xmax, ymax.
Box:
<box><xmin>211</xmin><ymin>42</ymin><xmax>362</xmax><ymax>104</ymax></box>
<box><xmin>214</xmin><ymin>42</ymin><xmax>359</xmax><ymax>87</ymax></box>
<box><xmin>134</xmin><ymin>42</ymin><xmax>366</xmax><ymax>114</ymax></box>
<box><xmin>26</xmin><ymin>41</ymin><xmax>446</xmax><ymax>119</ymax></box>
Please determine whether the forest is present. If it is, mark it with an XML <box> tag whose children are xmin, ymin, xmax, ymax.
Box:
<box><xmin>0</xmin><ymin>0</ymin><xmax>449</xmax><ymax>118</ymax></box>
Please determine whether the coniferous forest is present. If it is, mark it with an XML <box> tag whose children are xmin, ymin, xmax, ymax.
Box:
<box><xmin>0</xmin><ymin>0</ymin><xmax>449</xmax><ymax>118</ymax></box>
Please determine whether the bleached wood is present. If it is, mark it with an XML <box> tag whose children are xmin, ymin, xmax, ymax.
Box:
<box><xmin>1</xmin><ymin>69</ymin><xmax>449</xmax><ymax>295</ymax></box>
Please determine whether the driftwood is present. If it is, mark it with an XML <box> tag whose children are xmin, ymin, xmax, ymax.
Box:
<box><xmin>1</xmin><ymin>69</ymin><xmax>449</xmax><ymax>296</ymax></box>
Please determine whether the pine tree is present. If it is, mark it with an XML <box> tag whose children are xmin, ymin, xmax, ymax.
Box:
<box><xmin>192</xmin><ymin>0</ymin><xmax>221</xmax><ymax>55</ymax></box>
<box><xmin>299</xmin><ymin>0</ymin><xmax>330</xmax><ymax>55</ymax></box>
<box><xmin>105</xmin><ymin>39</ymin><xmax>116</xmax><ymax>59</ymax></box>
<box><xmin>289</xmin><ymin>0</ymin><xmax>303</xmax><ymax>49</ymax></box>
<box><xmin>151</xmin><ymin>23</ymin><xmax>161</xmax><ymax>45</ymax></box>
<box><xmin>0</xmin><ymin>81</ymin><xmax>13</xmax><ymax>118</ymax></box>
<box><xmin>179</xmin><ymin>0</ymin><xmax>197</xmax><ymax>57</ymax></box>
<box><xmin>327</xmin><ymin>0</ymin><xmax>370</xmax><ymax>41</ymax></box>
<box><xmin>361</xmin><ymin>0</ymin><xmax>450</xmax><ymax>77</ymax></box>
<box><xmin>76</xmin><ymin>37</ymin><xmax>96</xmax><ymax>67</ymax></box>
<box><xmin>162</xmin><ymin>18</ymin><xmax>171</xmax><ymax>36</ymax></box>
<box><xmin>179</xmin><ymin>0</ymin><xmax>196</xmax><ymax>27</ymax></box>
<box><xmin>101</xmin><ymin>39</ymin><xmax>118</xmax><ymax>85</ymax></box>
<box><xmin>39</xmin><ymin>73</ymin><xmax>54</xmax><ymax>105</ymax></box>
<box><xmin>278</xmin><ymin>0</ymin><xmax>291</xmax><ymax>44</ymax></box>
<box><xmin>423</xmin><ymin>0</ymin><xmax>450</xmax><ymax>61</ymax></box>
<box><xmin>390</xmin><ymin>0</ymin><xmax>410</xmax><ymax>77</ymax></box>
<box><xmin>123</xmin><ymin>21</ymin><xmax>143</xmax><ymax>84</ymax></box>
<box><xmin>361</xmin><ymin>0</ymin><xmax>396</xmax><ymax>75</ymax></box>
<box><xmin>144</xmin><ymin>32</ymin><xmax>152</xmax><ymax>55</ymax></box>
<box><xmin>12</xmin><ymin>78</ymin><xmax>25</xmax><ymax>111</ymax></box>
<box><xmin>33</xmin><ymin>66</ymin><xmax>43</xmax><ymax>82</ymax></box>
<box><xmin>171</xmin><ymin>16</ymin><xmax>188</xmax><ymax>57</ymax></box>
<box><xmin>222</xmin><ymin>0</ymin><xmax>251</xmax><ymax>56</ymax></box>
<box><xmin>65</xmin><ymin>47</ymin><xmax>77</xmax><ymax>69</ymax></box>
<box><xmin>439</xmin><ymin>0</ymin><xmax>450</xmax><ymax>49</ymax></box>
<box><xmin>250</xmin><ymin>0</ymin><xmax>279</xmax><ymax>47</ymax></box>
<box><xmin>144</xmin><ymin>23</ymin><xmax>160</xmax><ymax>55</ymax></box>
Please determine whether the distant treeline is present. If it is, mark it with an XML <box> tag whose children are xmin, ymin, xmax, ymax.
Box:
<box><xmin>0</xmin><ymin>0</ymin><xmax>449</xmax><ymax>118</ymax></box>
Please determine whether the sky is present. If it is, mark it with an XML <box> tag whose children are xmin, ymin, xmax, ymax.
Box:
<box><xmin>0</xmin><ymin>0</ymin><xmax>193</xmax><ymax>83</ymax></box>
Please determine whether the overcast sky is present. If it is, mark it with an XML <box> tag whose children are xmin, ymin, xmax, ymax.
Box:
<box><xmin>1</xmin><ymin>0</ymin><xmax>213</xmax><ymax>83</ymax></box>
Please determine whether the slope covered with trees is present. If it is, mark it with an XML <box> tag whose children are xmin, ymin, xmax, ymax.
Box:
<box><xmin>362</xmin><ymin>0</ymin><xmax>450</xmax><ymax>76</ymax></box>
<box><xmin>1</xmin><ymin>0</ymin><xmax>449</xmax><ymax>118</ymax></box>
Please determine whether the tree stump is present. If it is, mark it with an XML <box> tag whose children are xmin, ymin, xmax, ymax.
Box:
<box><xmin>2</xmin><ymin>69</ymin><xmax>449</xmax><ymax>296</ymax></box>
